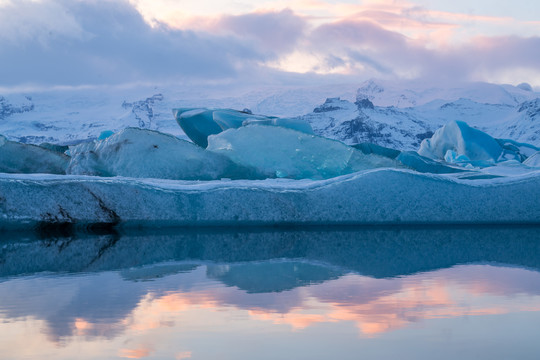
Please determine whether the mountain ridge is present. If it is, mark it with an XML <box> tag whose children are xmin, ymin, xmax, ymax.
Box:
<box><xmin>0</xmin><ymin>80</ymin><xmax>538</xmax><ymax>150</ymax></box>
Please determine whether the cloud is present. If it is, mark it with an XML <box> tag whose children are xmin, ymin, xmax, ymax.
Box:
<box><xmin>0</xmin><ymin>0</ymin><xmax>266</xmax><ymax>86</ymax></box>
<box><xmin>0</xmin><ymin>0</ymin><xmax>89</xmax><ymax>44</ymax></box>
<box><xmin>0</xmin><ymin>0</ymin><xmax>538</xmax><ymax>88</ymax></box>
<box><xmin>216</xmin><ymin>9</ymin><xmax>307</xmax><ymax>56</ymax></box>
<box><xmin>303</xmin><ymin>18</ymin><xmax>540</xmax><ymax>84</ymax></box>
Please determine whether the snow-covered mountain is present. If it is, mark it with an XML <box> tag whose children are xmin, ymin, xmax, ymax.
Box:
<box><xmin>301</xmin><ymin>80</ymin><xmax>540</xmax><ymax>150</ymax></box>
<box><xmin>0</xmin><ymin>80</ymin><xmax>538</xmax><ymax>150</ymax></box>
<box><xmin>0</xmin><ymin>83</ymin><xmax>357</xmax><ymax>145</ymax></box>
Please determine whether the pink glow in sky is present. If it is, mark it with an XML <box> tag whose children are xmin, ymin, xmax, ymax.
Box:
<box><xmin>0</xmin><ymin>0</ymin><xmax>538</xmax><ymax>87</ymax></box>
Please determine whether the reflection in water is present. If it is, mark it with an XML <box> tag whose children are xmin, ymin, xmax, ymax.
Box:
<box><xmin>1</xmin><ymin>226</ymin><xmax>540</xmax><ymax>359</ymax></box>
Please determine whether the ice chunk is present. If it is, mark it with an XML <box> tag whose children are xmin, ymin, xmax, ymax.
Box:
<box><xmin>418</xmin><ymin>121</ymin><xmax>515</xmax><ymax>166</ymax></box>
<box><xmin>67</xmin><ymin>128</ymin><xmax>254</xmax><ymax>180</ymax></box>
<box><xmin>98</xmin><ymin>130</ymin><xmax>115</xmax><ymax>140</ymax></box>
<box><xmin>495</xmin><ymin>138</ymin><xmax>540</xmax><ymax>162</ymax></box>
<box><xmin>207</xmin><ymin>125</ymin><xmax>399</xmax><ymax>179</ymax></box>
<box><xmin>174</xmin><ymin>108</ymin><xmax>313</xmax><ymax>148</ymax></box>
<box><xmin>0</xmin><ymin>135</ymin><xmax>69</xmax><ymax>174</ymax></box>
<box><xmin>352</xmin><ymin>142</ymin><xmax>401</xmax><ymax>159</ymax></box>
<box><xmin>38</xmin><ymin>142</ymin><xmax>69</xmax><ymax>154</ymax></box>
<box><xmin>396</xmin><ymin>151</ymin><xmax>467</xmax><ymax>174</ymax></box>
<box><xmin>524</xmin><ymin>151</ymin><xmax>540</xmax><ymax>167</ymax></box>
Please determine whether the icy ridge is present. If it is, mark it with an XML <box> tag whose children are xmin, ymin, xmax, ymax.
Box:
<box><xmin>1</xmin><ymin>169</ymin><xmax>540</xmax><ymax>229</ymax></box>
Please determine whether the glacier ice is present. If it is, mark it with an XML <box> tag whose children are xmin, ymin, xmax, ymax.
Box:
<box><xmin>352</xmin><ymin>142</ymin><xmax>401</xmax><ymax>159</ymax></box>
<box><xmin>495</xmin><ymin>138</ymin><xmax>540</xmax><ymax>162</ymax></box>
<box><xmin>2</xmin><ymin>115</ymin><xmax>540</xmax><ymax>229</ymax></box>
<box><xmin>38</xmin><ymin>142</ymin><xmax>69</xmax><ymax>154</ymax></box>
<box><xmin>524</xmin><ymin>151</ymin><xmax>540</xmax><ymax>167</ymax></box>
<box><xmin>207</xmin><ymin>125</ymin><xmax>400</xmax><ymax>179</ymax></box>
<box><xmin>98</xmin><ymin>130</ymin><xmax>115</xmax><ymax>140</ymax></box>
<box><xmin>174</xmin><ymin>108</ymin><xmax>313</xmax><ymax>148</ymax></box>
<box><xmin>396</xmin><ymin>151</ymin><xmax>467</xmax><ymax>174</ymax></box>
<box><xmin>66</xmin><ymin>128</ymin><xmax>254</xmax><ymax>180</ymax></box>
<box><xmin>418</xmin><ymin>121</ymin><xmax>520</xmax><ymax>166</ymax></box>
<box><xmin>0</xmin><ymin>135</ymin><xmax>69</xmax><ymax>174</ymax></box>
<box><xmin>1</xmin><ymin>168</ymin><xmax>540</xmax><ymax>230</ymax></box>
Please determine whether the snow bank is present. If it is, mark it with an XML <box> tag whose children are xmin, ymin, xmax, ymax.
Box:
<box><xmin>1</xmin><ymin>169</ymin><xmax>539</xmax><ymax>230</ymax></box>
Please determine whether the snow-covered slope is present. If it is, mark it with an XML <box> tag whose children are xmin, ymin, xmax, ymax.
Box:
<box><xmin>0</xmin><ymin>80</ymin><xmax>538</xmax><ymax>151</ymax></box>
<box><xmin>0</xmin><ymin>83</ymin><xmax>357</xmax><ymax>145</ymax></box>
<box><xmin>302</xmin><ymin>80</ymin><xmax>540</xmax><ymax>150</ymax></box>
<box><xmin>355</xmin><ymin>79</ymin><xmax>536</xmax><ymax>108</ymax></box>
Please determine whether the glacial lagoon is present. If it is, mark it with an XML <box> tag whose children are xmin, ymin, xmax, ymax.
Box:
<box><xmin>1</xmin><ymin>226</ymin><xmax>539</xmax><ymax>360</ymax></box>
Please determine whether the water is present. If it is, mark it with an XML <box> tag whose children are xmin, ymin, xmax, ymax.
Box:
<box><xmin>1</xmin><ymin>226</ymin><xmax>539</xmax><ymax>359</ymax></box>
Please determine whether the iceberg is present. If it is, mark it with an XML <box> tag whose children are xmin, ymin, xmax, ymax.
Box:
<box><xmin>207</xmin><ymin>125</ymin><xmax>400</xmax><ymax>179</ymax></box>
<box><xmin>418</xmin><ymin>121</ymin><xmax>516</xmax><ymax>166</ymax></box>
<box><xmin>173</xmin><ymin>108</ymin><xmax>313</xmax><ymax>148</ymax></box>
<box><xmin>2</xmin><ymin>113</ymin><xmax>540</xmax><ymax>230</ymax></box>
<box><xmin>0</xmin><ymin>135</ymin><xmax>69</xmax><ymax>174</ymax></box>
<box><xmin>350</xmin><ymin>143</ymin><xmax>467</xmax><ymax>174</ymax></box>
<box><xmin>66</xmin><ymin>128</ymin><xmax>254</xmax><ymax>180</ymax></box>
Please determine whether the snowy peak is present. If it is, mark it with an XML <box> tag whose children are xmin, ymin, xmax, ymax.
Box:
<box><xmin>517</xmin><ymin>82</ymin><xmax>533</xmax><ymax>92</ymax></box>
<box><xmin>356</xmin><ymin>79</ymin><xmax>421</xmax><ymax>108</ymax></box>
<box><xmin>303</xmin><ymin>83</ymin><xmax>540</xmax><ymax>151</ymax></box>
<box><xmin>356</xmin><ymin>79</ymin><xmax>384</xmax><ymax>99</ymax></box>
<box><xmin>354</xmin><ymin>79</ymin><xmax>539</xmax><ymax>108</ymax></box>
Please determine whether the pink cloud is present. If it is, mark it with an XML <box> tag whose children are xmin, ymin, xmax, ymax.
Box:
<box><xmin>118</xmin><ymin>346</ymin><xmax>153</xmax><ymax>359</ymax></box>
<box><xmin>301</xmin><ymin>16</ymin><xmax>540</xmax><ymax>84</ymax></box>
<box><xmin>216</xmin><ymin>9</ymin><xmax>307</xmax><ymax>56</ymax></box>
<box><xmin>0</xmin><ymin>0</ymin><xmax>538</xmax><ymax>87</ymax></box>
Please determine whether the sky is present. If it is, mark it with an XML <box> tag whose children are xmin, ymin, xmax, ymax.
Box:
<box><xmin>0</xmin><ymin>0</ymin><xmax>539</xmax><ymax>89</ymax></box>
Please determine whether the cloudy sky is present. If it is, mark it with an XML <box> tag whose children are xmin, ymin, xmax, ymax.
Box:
<box><xmin>0</xmin><ymin>0</ymin><xmax>539</xmax><ymax>89</ymax></box>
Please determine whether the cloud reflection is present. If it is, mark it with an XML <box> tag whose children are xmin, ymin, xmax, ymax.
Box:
<box><xmin>30</xmin><ymin>262</ymin><xmax>538</xmax><ymax>342</ymax></box>
<box><xmin>1</xmin><ymin>227</ymin><xmax>540</xmax><ymax>359</ymax></box>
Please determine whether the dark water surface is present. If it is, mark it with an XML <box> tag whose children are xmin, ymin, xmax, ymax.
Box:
<box><xmin>1</xmin><ymin>226</ymin><xmax>540</xmax><ymax>359</ymax></box>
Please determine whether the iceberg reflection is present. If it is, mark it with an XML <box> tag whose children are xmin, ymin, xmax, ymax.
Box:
<box><xmin>0</xmin><ymin>227</ymin><xmax>539</xmax><ymax>359</ymax></box>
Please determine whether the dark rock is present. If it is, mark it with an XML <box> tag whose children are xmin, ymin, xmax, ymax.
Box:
<box><xmin>355</xmin><ymin>98</ymin><xmax>374</xmax><ymax>110</ymax></box>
